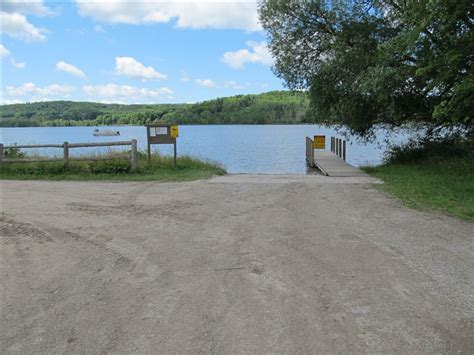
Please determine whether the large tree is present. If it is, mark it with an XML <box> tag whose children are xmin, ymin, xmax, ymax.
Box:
<box><xmin>259</xmin><ymin>0</ymin><xmax>473</xmax><ymax>138</ymax></box>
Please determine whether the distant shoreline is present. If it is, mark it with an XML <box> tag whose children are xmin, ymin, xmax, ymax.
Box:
<box><xmin>0</xmin><ymin>91</ymin><xmax>311</xmax><ymax>128</ymax></box>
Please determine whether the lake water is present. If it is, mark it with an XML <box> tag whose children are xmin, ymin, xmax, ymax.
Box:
<box><xmin>0</xmin><ymin>125</ymin><xmax>410</xmax><ymax>174</ymax></box>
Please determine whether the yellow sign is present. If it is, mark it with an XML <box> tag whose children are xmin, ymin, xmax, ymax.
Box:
<box><xmin>170</xmin><ymin>125</ymin><xmax>179</xmax><ymax>138</ymax></box>
<box><xmin>314</xmin><ymin>135</ymin><xmax>325</xmax><ymax>149</ymax></box>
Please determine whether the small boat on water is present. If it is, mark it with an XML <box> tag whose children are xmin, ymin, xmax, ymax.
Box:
<box><xmin>93</xmin><ymin>129</ymin><xmax>120</xmax><ymax>137</ymax></box>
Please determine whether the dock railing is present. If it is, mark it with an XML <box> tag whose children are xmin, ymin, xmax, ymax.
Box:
<box><xmin>0</xmin><ymin>139</ymin><xmax>138</xmax><ymax>171</ymax></box>
<box><xmin>306</xmin><ymin>136</ymin><xmax>315</xmax><ymax>167</ymax></box>
<box><xmin>330</xmin><ymin>136</ymin><xmax>346</xmax><ymax>161</ymax></box>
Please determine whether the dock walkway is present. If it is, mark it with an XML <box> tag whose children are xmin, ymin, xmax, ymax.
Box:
<box><xmin>313</xmin><ymin>151</ymin><xmax>367</xmax><ymax>177</ymax></box>
<box><xmin>306</xmin><ymin>136</ymin><xmax>368</xmax><ymax>177</ymax></box>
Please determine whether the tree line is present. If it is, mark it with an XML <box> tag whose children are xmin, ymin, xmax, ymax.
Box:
<box><xmin>0</xmin><ymin>91</ymin><xmax>310</xmax><ymax>127</ymax></box>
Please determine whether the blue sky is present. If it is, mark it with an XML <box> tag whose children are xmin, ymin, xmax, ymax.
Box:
<box><xmin>1</xmin><ymin>0</ymin><xmax>284</xmax><ymax>104</ymax></box>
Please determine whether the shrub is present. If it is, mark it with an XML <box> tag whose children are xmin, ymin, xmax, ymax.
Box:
<box><xmin>4</xmin><ymin>146</ymin><xmax>26</xmax><ymax>159</ymax></box>
<box><xmin>384</xmin><ymin>135</ymin><xmax>474</xmax><ymax>164</ymax></box>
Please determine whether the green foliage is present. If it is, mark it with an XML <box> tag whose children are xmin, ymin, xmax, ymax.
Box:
<box><xmin>259</xmin><ymin>0</ymin><xmax>473</xmax><ymax>138</ymax></box>
<box><xmin>0</xmin><ymin>153</ymin><xmax>225</xmax><ymax>182</ymax></box>
<box><xmin>384</xmin><ymin>135</ymin><xmax>474</xmax><ymax>164</ymax></box>
<box><xmin>364</xmin><ymin>137</ymin><xmax>474</xmax><ymax>220</ymax></box>
<box><xmin>0</xmin><ymin>91</ymin><xmax>310</xmax><ymax>127</ymax></box>
<box><xmin>4</xmin><ymin>146</ymin><xmax>26</xmax><ymax>159</ymax></box>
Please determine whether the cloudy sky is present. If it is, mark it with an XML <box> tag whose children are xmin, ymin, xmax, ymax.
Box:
<box><xmin>1</xmin><ymin>0</ymin><xmax>284</xmax><ymax>105</ymax></box>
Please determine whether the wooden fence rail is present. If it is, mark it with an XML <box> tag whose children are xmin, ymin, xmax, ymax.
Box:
<box><xmin>0</xmin><ymin>139</ymin><xmax>138</xmax><ymax>171</ymax></box>
<box><xmin>330</xmin><ymin>136</ymin><xmax>346</xmax><ymax>161</ymax></box>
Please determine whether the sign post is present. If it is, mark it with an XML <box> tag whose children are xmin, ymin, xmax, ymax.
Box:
<box><xmin>145</xmin><ymin>124</ymin><xmax>179</xmax><ymax>166</ymax></box>
<box><xmin>313</xmin><ymin>135</ymin><xmax>326</xmax><ymax>150</ymax></box>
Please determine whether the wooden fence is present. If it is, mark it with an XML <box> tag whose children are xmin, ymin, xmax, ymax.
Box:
<box><xmin>330</xmin><ymin>136</ymin><xmax>346</xmax><ymax>161</ymax></box>
<box><xmin>0</xmin><ymin>139</ymin><xmax>138</xmax><ymax>171</ymax></box>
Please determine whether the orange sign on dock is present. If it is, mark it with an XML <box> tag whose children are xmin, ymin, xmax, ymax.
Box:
<box><xmin>313</xmin><ymin>135</ymin><xmax>325</xmax><ymax>149</ymax></box>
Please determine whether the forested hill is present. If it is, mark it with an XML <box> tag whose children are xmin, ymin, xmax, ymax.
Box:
<box><xmin>0</xmin><ymin>91</ymin><xmax>310</xmax><ymax>127</ymax></box>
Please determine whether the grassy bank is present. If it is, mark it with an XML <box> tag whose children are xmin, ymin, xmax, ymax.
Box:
<box><xmin>363</xmin><ymin>138</ymin><xmax>474</xmax><ymax>221</ymax></box>
<box><xmin>0</xmin><ymin>152</ymin><xmax>226</xmax><ymax>182</ymax></box>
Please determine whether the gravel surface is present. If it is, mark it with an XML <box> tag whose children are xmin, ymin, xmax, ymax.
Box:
<box><xmin>1</xmin><ymin>175</ymin><xmax>473</xmax><ymax>353</ymax></box>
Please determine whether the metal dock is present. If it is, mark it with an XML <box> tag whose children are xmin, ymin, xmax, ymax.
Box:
<box><xmin>306</xmin><ymin>136</ymin><xmax>368</xmax><ymax>177</ymax></box>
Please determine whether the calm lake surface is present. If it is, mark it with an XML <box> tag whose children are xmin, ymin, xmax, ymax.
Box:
<box><xmin>0</xmin><ymin>125</ymin><xmax>410</xmax><ymax>174</ymax></box>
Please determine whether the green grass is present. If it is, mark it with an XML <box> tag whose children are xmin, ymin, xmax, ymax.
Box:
<box><xmin>0</xmin><ymin>152</ymin><xmax>226</xmax><ymax>182</ymax></box>
<box><xmin>363</xmin><ymin>152</ymin><xmax>474</xmax><ymax>221</ymax></box>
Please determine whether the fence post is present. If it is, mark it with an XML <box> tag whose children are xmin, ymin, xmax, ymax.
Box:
<box><xmin>173</xmin><ymin>142</ymin><xmax>177</xmax><ymax>167</ymax></box>
<box><xmin>306</xmin><ymin>137</ymin><xmax>309</xmax><ymax>165</ymax></box>
<box><xmin>343</xmin><ymin>140</ymin><xmax>346</xmax><ymax>161</ymax></box>
<box><xmin>131</xmin><ymin>139</ymin><xmax>137</xmax><ymax>172</ymax></box>
<box><xmin>63</xmin><ymin>142</ymin><xmax>69</xmax><ymax>162</ymax></box>
<box><xmin>338</xmin><ymin>139</ymin><xmax>342</xmax><ymax>158</ymax></box>
<box><xmin>336</xmin><ymin>138</ymin><xmax>339</xmax><ymax>156</ymax></box>
<box><xmin>0</xmin><ymin>144</ymin><xmax>3</xmax><ymax>163</ymax></box>
<box><xmin>146</xmin><ymin>126</ymin><xmax>151</xmax><ymax>164</ymax></box>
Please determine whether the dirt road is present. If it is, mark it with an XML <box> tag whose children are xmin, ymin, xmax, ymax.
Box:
<box><xmin>1</xmin><ymin>175</ymin><xmax>473</xmax><ymax>353</ymax></box>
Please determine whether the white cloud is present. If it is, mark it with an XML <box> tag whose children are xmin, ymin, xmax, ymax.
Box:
<box><xmin>0</xmin><ymin>11</ymin><xmax>47</xmax><ymax>41</ymax></box>
<box><xmin>56</xmin><ymin>61</ymin><xmax>88</xmax><ymax>79</ymax></box>
<box><xmin>180</xmin><ymin>70</ymin><xmax>190</xmax><ymax>82</ymax></box>
<box><xmin>94</xmin><ymin>24</ymin><xmax>105</xmax><ymax>33</ymax></box>
<box><xmin>82</xmin><ymin>83</ymin><xmax>174</xmax><ymax>103</ymax></box>
<box><xmin>75</xmin><ymin>0</ymin><xmax>261</xmax><ymax>31</ymax></box>
<box><xmin>1</xmin><ymin>44</ymin><xmax>26</xmax><ymax>68</ymax></box>
<box><xmin>224</xmin><ymin>80</ymin><xmax>243</xmax><ymax>89</ymax></box>
<box><xmin>11</xmin><ymin>59</ymin><xmax>26</xmax><ymax>68</ymax></box>
<box><xmin>0</xmin><ymin>98</ymin><xmax>23</xmax><ymax>105</ymax></box>
<box><xmin>115</xmin><ymin>57</ymin><xmax>167</xmax><ymax>81</ymax></box>
<box><xmin>195</xmin><ymin>79</ymin><xmax>216</xmax><ymax>88</ymax></box>
<box><xmin>222</xmin><ymin>41</ymin><xmax>273</xmax><ymax>69</ymax></box>
<box><xmin>0</xmin><ymin>44</ymin><xmax>10</xmax><ymax>57</ymax></box>
<box><xmin>6</xmin><ymin>83</ymin><xmax>75</xmax><ymax>100</ymax></box>
<box><xmin>1</xmin><ymin>0</ymin><xmax>52</xmax><ymax>16</ymax></box>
